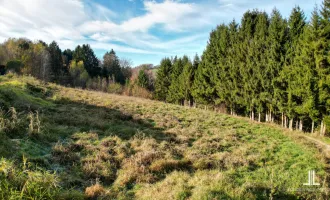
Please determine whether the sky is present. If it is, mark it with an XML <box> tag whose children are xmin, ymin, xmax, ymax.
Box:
<box><xmin>0</xmin><ymin>0</ymin><xmax>322</xmax><ymax>67</ymax></box>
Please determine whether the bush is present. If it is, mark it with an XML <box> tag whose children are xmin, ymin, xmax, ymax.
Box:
<box><xmin>85</xmin><ymin>183</ymin><xmax>105</xmax><ymax>199</ymax></box>
<box><xmin>123</xmin><ymin>84</ymin><xmax>153</xmax><ymax>99</ymax></box>
<box><xmin>6</xmin><ymin>60</ymin><xmax>23</xmax><ymax>74</ymax></box>
<box><xmin>107</xmin><ymin>83</ymin><xmax>123</xmax><ymax>94</ymax></box>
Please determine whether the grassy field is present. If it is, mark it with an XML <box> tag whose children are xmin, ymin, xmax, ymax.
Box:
<box><xmin>0</xmin><ymin>74</ymin><xmax>329</xmax><ymax>199</ymax></box>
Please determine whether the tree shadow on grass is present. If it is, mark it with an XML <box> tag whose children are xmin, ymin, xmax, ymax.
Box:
<box><xmin>44</xmin><ymin>97</ymin><xmax>174</xmax><ymax>143</ymax></box>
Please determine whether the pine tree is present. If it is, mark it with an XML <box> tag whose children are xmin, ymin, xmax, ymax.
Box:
<box><xmin>253</xmin><ymin>11</ymin><xmax>269</xmax><ymax>122</ymax></box>
<box><xmin>48</xmin><ymin>41</ymin><xmax>63</xmax><ymax>83</ymax></box>
<box><xmin>103</xmin><ymin>49</ymin><xmax>124</xmax><ymax>84</ymax></box>
<box><xmin>318</xmin><ymin>0</ymin><xmax>330</xmax><ymax>135</ymax></box>
<box><xmin>213</xmin><ymin>24</ymin><xmax>230</xmax><ymax>111</ymax></box>
<box><xmin>227</xmin><ymin>20</ymin><xmax>240</xmax><ymax>115</ymax></box>
<box><xmin>167</xmin><ymin>57</ymin><xmax>185</xmax><ymax>104</ymax></box>
<box><xmin>268</xmin><ymin>9</ymin><xmax>287</xmax><ymax>125</ymax></box>
<box><xmin>192</xmin><ymin>30</ymin><xmax>219</xmax><ymax>107</ymax></box>
<box><xmin>283</xmin><ymin>6</ymin><xmax>306</xmax><ymax>130</ymax></box>
<box><xmin>238</xmin><ymin>10</ymin><xmax>259</xmax><ymax>119</ymax></box>
<box><xmin>180</xmin><ymin>57</ymin><xmax>195</xmax><ymax>106</ymax></box>
<box><xmin>155</xmin><ymin>58</ymin><xmax>172</xmax><ymax>101</ymax></box>
<box><xmin>137</xmin><ymin>69</ymin><xmax>149</xmax><ymax>89</ymax></box>
<box><xmin>73</xmin><ymin>44</ymin><xmax>100</xmax><ymax>78</ymax></box>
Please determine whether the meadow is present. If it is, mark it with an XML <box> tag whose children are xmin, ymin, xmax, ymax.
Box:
<box><xmin>0</xmin><ymin>74</ymin><xmax>328</xmax><ymax>199</ymax></box>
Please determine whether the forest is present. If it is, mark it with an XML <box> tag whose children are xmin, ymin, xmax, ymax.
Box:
<box><xmin>155</xmin><ymin>4</ymin><xmax>330</xmax><ymax>136</ymax></box>
<box><xmin>0</xmin><ymin>39</ymin><xmax>154</xmax><ymax>98</ymax></box>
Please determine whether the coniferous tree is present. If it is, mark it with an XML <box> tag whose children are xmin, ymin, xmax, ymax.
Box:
<box><xmin>48</xmin><ymin>41</ymin><xmax>63</xmax><ymax>83</ymax></box>
<box><xmin>214</xmin><ymin>24</ymin><xmax>230</xmax><ymax>111</ymax></box>
<box><xmin>155</xmin><ymin>58</ymin><xmax>172</xmax><ymax>101</ymax></box>
<box><xmin>239</xmin><ymin>10</ymin><xmax>259</xmax><ymax>119</ymax></box>
<box><xmin>192</xmin><ymin>30</ymin><xmax>219</xmax><ymax>107</ymax></box>
<box><xmin>282</xmin><ymin>6</ymin><xmax>306</xmax><ymax>130</ymax></box>
<box><xmin>137</xmin><ymin>69</ymin><xmax>150</xmax><ymax>89</ymax></box>
<box><xmin>268</xmin><ymin>9</ymin><xmax>288</xmax><ymax>125</ymax></box>
<box><xmin>73</xmin><ymin>44</ymin><xmax>100</xmax><ymax>78</ymax></box>
<box><xmin>253</xmin><ymin>11</ymin><xmax>269</xmax><ymax>122</ymax></box>
<box><xmin>181</xmin><ymin>54</ymin><xmax>199</xmax><ymax>107</ymax></box>
<box><xmin>227</xmin><ymin>20</ymin><xmax>240</xmax><ymax>115</ymax></box>
<box><xmin>318</xmin><ymin>0</ymin><xmax>330</xmax><ymax>135</ymax></box>
<box><xmin>103</xmin><ymin>49</ymin><xmax>125</xmax><ymax>84</ymax></box>
<box><xmin>167</xmin><ymin>57</ymin><xmax>185</xmax><ymax>104</ymax></box>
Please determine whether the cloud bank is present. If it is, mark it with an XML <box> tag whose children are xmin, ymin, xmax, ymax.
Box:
<box><xmin>0</xmin><ymin>0</ymin><xmax>322</xmax><ymax>65</ymax></box>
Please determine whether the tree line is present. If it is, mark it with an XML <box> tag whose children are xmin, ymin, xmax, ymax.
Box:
<box><xmin>155</xmin><ymin>1</ymin><xmax>330</xmax><ymax>135</ymax></box>
<box><xmin>0</xmin><ymin>39</ymin><xmax>141</xmax><ymax>92</ymax></box>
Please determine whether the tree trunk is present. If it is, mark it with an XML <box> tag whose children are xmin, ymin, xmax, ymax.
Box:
<box><xmin>266</xmin><ymin>112</ymin><xmax>268</xmax><ymax>122</ymax></box>
<box><xmin>252</xmin><ymin>110</ymin><xmax>254</xmax><ymax>121</ymax></box>
<box><xmin>281</xmin><ymin>113</ymin><xmax>284</xmax><ymax>127</ymax></box>
<box><xmin>311</xmin><ymin>121</ymin><xmax>314</xmax><ymax>134</ymax></box>
<box><xmin>258</xmin><ymin>112</ymin><xmax>261</xmax><ymax>122</ymax></box>
<box><xmin>324</xmin><ymin>124</ymin><xmax>327</xmax><ymax>136</ymax></box>
<box><xmin>320</xmin><ymin>120</ymin><xmax>324</xmax><ymax>136</ymax></box>
<box><xmin>289</xmin><ymin>119</ymin><xmax>293</xmax><ymax>131</ymax></box>
<box><xmin>285</xmin><ymin>116</ymin><xmax>288</xmax><ymax>128</ymax></box>
<box><xmin>296</xmin><ymin>120</ymin><xmax>299</xmax><ymax>130</ymax></box>
<box><xmin>299</xmin><ymin>119</ymin><xmax>303</xmax><ymax>131</ymax></box>
<box><xmin>269</xmin><ymin>110</ymin><xmax>272</xmax><ymax>123</ymax></box>
<box><xmin>321</xmin><ymin>121</ymin><xmax>327</xmax><ymax>136</ymax></box>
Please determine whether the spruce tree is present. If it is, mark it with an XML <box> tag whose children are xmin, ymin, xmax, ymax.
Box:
<box><xmin>180</xmin><ymin>57</ymin><xmax>195</xmax><ymax>106</ymax></box>
<box><xmin>167</xmin><ymin>57</ymin><xmax>185</xmax><ymax>104</ymax></box>
<box><xmin>137</xmin><ymin>69</ymin><xmax>150</xmax><ymax>89</ymax></box>
<box><xmin>155</xmin><ymin>58</ymin><xmax>172</xmax><ymax>101</ymax></box>
<box><xmin>103</xmin><ymin>49</ymin><xmax>124</xmax><ymax>84</ymax></box>
<box><xmin>227</xmin><ymin>20</ymin><xmax>240</xmax><ymax>115</ymax></box>
<box><xmin>318</xmin><ymin>0</ymin><xmax>330</xmax><ymax>135</ymax></box>
<box><xmin>238</xmin><ymin>10</ymin><xmax>259</xmax><ymax>119</ymax></box>
<box><xmin>283</xmin><ymin>6</ymin><xmax>306</xmax><ymax>130</ymax></box>
<box><xmin>214</xmin><ymin>24</ymin><xmax>230</xmax><ymax>111</ymax></box>
<box><xmin>73</xmin><ymin>44</ymin><xmax>100</xmax><ymax>78</ymax></box>
<box><xmin>48</xmin><ymin>41</ymin><xmax>63</xmax><ymax>83</ymax></box>
<box><xmin>253</xmin><ymin>11</ymin><xmax>269</xmax><ymax>122</ymax></box>
<box><xmin>192</xmin><ymin>30</ymin><xmax>219</xmax><ymax>107</ymax></box>
<box><xmin>268</xmin><ymin>9</ymin><xmax>287</xmax><ymax>125</ymax></box>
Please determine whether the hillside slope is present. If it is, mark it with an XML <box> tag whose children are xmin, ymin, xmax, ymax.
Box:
<box><xmin>0</xmin><ymin>75</ymin><xmax>328</xmax><ymax>199</ymax></box>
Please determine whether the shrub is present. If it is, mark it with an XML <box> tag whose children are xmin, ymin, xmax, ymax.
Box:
<box><xmin>85</xmin><ymin>183</ymin><xmax>105</xmax><ymax>199</ymax></box>
<box><xmin>123</xmin><ymin>84</ymin><xmax>153</xmax><ymax>99</ymax></box>
<box><xmin>6</xmin><ymin>60</ymin><xmax>23</xmax><ymax>74</ymax></box>
<box><xmin>107</xmin><ymin>83</ymin><xmax>123</xmax><ymax>94</ymax></box>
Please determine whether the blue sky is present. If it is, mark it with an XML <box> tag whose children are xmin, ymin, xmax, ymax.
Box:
<box><xmin>0</xmin><ymin>0</ymin><xmax>322</xmax><ymax>67</ymax></box>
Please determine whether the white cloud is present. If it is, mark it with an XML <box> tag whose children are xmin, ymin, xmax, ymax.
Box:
<box><xmin>120</xmin><ymin>0</ymin><xmax>196</xmax><ymax>32</ymax></box>
<box><xmin>0</xmin><ymin>0</ymin><xmax>323</xmax><ymax>66</ymax></box>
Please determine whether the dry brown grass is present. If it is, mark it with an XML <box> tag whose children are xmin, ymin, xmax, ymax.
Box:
<box><xmin>85</xmin><ymin>183</ymin><xmax>105</xmax><ymax>199</ymax></box>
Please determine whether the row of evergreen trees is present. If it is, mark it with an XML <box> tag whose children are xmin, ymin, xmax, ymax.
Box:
<box><xmin>155</xmin><ymin>55</ymin><xmax>200</xmax><ymax>106</ymax></box>
<box><xmin>155</xmin><ymin>2</ymin><xmax>330</xmax><ymax>135</ymax></box>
